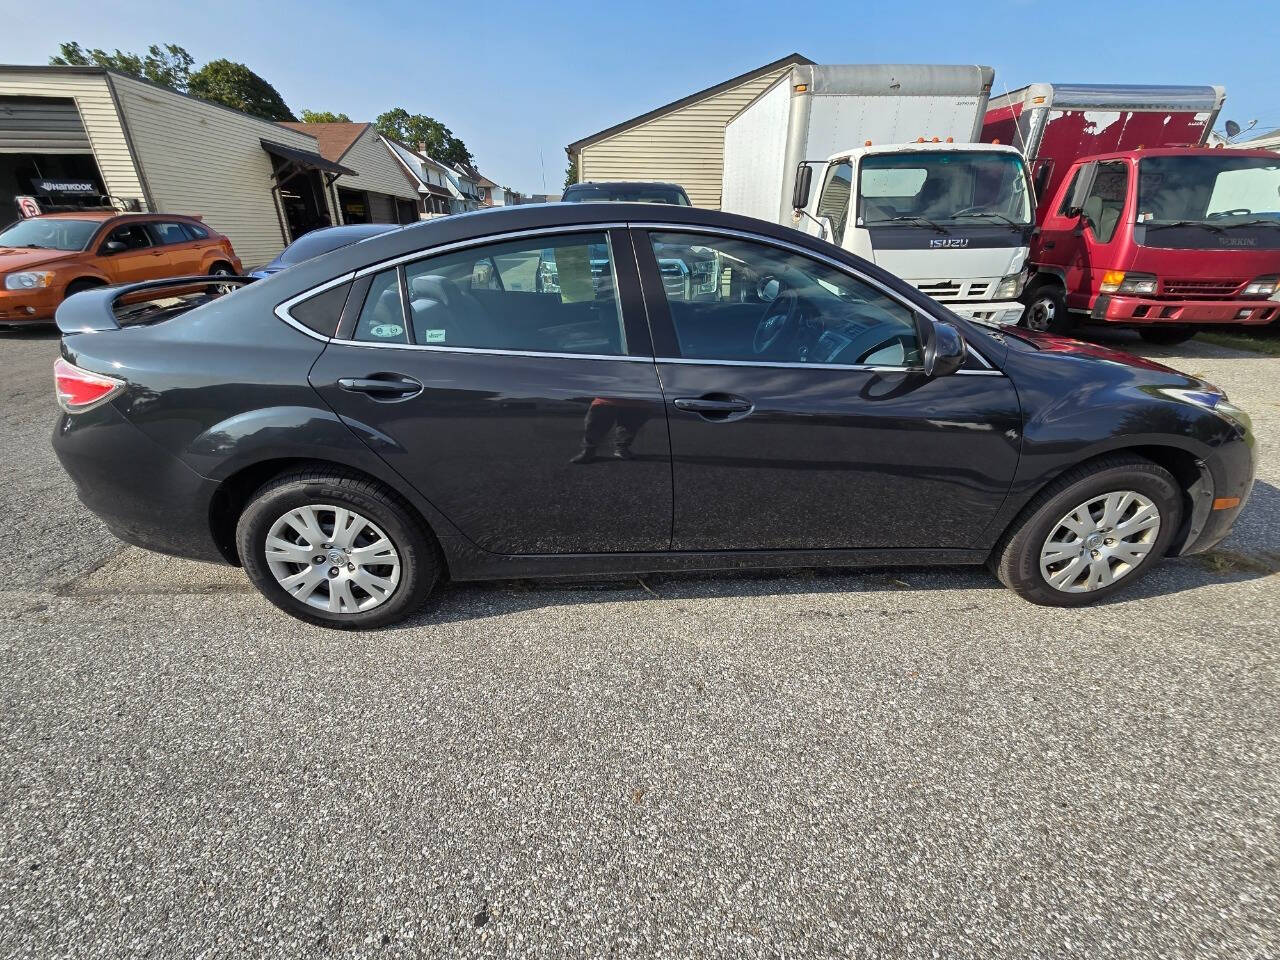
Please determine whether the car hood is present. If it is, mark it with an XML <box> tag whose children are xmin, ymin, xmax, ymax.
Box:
<box><xmin>998</xmin><ymin>325</ymin><xmax>1186</xmax><ymax>375</ymax></box>
<box><xmin>0</xmin><ymin>247</ymin><xmax>82</xmax><ymax>271</ymax></box>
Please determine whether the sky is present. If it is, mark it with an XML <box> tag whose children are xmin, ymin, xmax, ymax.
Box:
<box><xmin>4</xmin><ymin>0</ymin><xmax>1278</xmax><ymax>194</ymax></box>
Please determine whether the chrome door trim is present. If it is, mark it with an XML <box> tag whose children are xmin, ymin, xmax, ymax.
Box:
<box><xmin>318</xmin><ymin>339</ymin><xmax>653</xmax><ymax>362</ymax></box>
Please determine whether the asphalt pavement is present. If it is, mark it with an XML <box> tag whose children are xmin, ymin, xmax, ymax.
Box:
<box><xmin>1</xmin><ymin>326</ymin><xmax>1277</xmax><ymax>958</ymax></box>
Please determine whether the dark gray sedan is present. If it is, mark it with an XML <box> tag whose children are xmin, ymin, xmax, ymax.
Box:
<box><xmin>51</xmin><ymin>203</ymin><xmax>1255</xmax><ymax>628</ymax></box>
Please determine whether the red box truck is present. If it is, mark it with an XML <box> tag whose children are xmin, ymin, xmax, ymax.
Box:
<box><xmin>985</xmin><ymin>83</ymin><xmax>1280</xmax><ymax>343</ymax></box>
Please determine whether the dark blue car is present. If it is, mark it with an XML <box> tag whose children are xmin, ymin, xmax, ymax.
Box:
<box><xmin>249</xmin><ymin>224</ymin><xmax>401</xmax><ymax>279</ymax></box>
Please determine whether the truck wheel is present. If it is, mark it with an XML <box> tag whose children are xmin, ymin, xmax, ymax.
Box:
<box><xmin>1138</xmin><ymin>326</ymin><xmax>1195</xmax><ymax>345</ymax></box>
<box><xmin>1021</xmin><ymin>282</ymin><xmax>1072</xmax><ymax>335</ymax></box>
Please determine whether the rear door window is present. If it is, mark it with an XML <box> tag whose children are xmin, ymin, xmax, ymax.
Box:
<box><xmin>146</xmin><ymin>221</ymin><xmax>194</xmax><ymax>246</ymax></box>
<box><xmin>400</xmin><ymin>232</ymin><xmax>626</xmax><ymax>355</ymax></box>
<box><xmin>352</xmin><ymin>269</ymin><xmax>407</xmax><ymax>344</ymax></box>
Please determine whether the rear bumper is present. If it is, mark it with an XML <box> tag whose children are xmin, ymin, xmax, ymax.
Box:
<box><xmin>52</xmin><ymin>401</ymin><xmax>227</xmax><ymax>564</ymax></box>
<box><xmin>1092</xmin><ymin>294</ymin><xmax>1280</xmax><ymax>326</ymax></box>
<box><xmin>0</xmin><ymin>286</ymin><xmax>59</xmax><ymax>323</ymax></box>
<box><xmin>945</xmin><ymin>300</ymin><xmax>1025</xmax><ymax>325</ymax></box>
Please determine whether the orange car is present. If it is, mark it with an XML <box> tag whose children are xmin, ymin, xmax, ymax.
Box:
<box><xmin>0</xmin><ymin>212</ymin><xmax>242</xmax><ymax>326</ymax></box>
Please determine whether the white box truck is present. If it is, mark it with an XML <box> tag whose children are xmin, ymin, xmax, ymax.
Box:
<box><xmin>722</xmin><ymin>64</ymin><xmax>1032</xmax><ymax>324</ymax></box>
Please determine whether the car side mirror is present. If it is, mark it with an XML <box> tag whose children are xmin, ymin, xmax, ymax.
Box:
<box><xmin>919</xmin><ymin>315</ymin><xmax>967</xmax><ymax>377</ymax></box>
<box><xmin>792</xmin><ymin>164</ymin><xmax>813</xmax><ymax>210</ymax></box>
<box><xmin>102</xmin><ymin>240</ymin><xmax>126</xmax><ymax>254</ymax></box>
<box><xmin>1064</xmin><ymin>162</ymin><xmax>1098</xmax><ymax>218</ymax></box>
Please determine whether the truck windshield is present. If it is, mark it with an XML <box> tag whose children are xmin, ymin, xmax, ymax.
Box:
<box><xmin>858</xmin><ymin>151</ymin><xmax>1032</xmax><ymax>226</ymax></box>
<box><xmin>1137</xmin><ymin>155</ymin><xmax>1280</xmax><ymax>225</ymax></box>
<box><xmin>0</xmin><ymin>217</ymin><xmax>99</xmax><ymax>251</ymax></box>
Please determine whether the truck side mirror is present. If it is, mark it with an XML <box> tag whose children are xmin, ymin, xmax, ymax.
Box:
<box><xmin>1064</xmin><ymin>162</ymin><xmax>1097</xmax><ymax>217</ymax></box>
<box><xmin>792</xmin><ymin>164</ymin><xmax>813</xmax><ymax>210</ymax></box>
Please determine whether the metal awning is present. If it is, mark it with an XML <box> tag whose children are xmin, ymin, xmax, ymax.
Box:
<box><xmin>421</xmin><ymin>182</ymin><xmax>453</xmax><ymax>199</ymax></box>
<box><xmin>260</xmin><ymin>139</ymin><xmax>356</xmax><ymax>177</ymax></box>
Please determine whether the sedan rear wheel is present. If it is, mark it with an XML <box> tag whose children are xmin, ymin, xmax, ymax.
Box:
<box><xmin>991</xmin><ymin>454</ymin><xmax>1182</xmax><ymax>606</ymax></box>
<box><xmin>237</xmin><ymin>468</ymin><xmax>441</xmax><ymax>628</ymax></box>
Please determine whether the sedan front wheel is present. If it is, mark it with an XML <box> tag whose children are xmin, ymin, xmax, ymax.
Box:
<box><xmin>991</xmin><ymin>454</ymin><xmax>1182</xmax><ymax>606</ymax></box>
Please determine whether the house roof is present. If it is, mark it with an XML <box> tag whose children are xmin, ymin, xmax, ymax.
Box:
<box><xmin>453</xmin><ymin>161</ymin><xmax>498</xmax><ymax>188</ymax></box>
<box><xmin>566</xmin><ymin>52</ymin><xmax>813</xmax><ymax>154</ymax></box>
<box><xmin>278</xmin><ymin>121</ymin><xmax>370</xmax><ymax>163</ymax></box>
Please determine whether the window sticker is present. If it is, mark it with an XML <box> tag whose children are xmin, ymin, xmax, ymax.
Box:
<box><xmin>422</xmin><ymin>329</ymin><xmax>447</xmax><ymax>343</ymax></box>
<box><xmin>370</xmin><ymin>323</ymin><xmax>404</xmax><ymax>339</ymax></box>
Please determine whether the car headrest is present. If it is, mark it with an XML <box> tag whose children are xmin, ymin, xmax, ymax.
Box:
<box><xmin>408</xmin><ymin>273</ymin><xmax>460</xmax><ymax>303</ymax></box>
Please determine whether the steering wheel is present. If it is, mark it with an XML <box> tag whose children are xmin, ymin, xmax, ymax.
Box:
<box><xmin>1208</xmin><ymin>208</ymin><xmax>1251</xmax><ymax>220</ymax></box>
<box><xmin>753</xmin><ymin>290</ymin><xmax>800</xmax><ymax>356</ymax></box>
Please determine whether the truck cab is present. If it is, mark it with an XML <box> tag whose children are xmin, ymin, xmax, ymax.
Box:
<box><xmin>795</xmin><ymin>142</ymin><xmax>1033</xmax><ymax>325</ymax></box>
<box><xmin>1024</xmin><ymin>147</ymin><xmax>1280</xmax><ymax>342</ymax></box>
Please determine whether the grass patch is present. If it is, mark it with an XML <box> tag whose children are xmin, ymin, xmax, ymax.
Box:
<box><xmin>1196</xmin><ymin>329</ymin><xmax>1280</xmax><ymax>357</ymax></box>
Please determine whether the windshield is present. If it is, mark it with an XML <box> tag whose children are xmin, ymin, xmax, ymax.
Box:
<box><xmin>0</xmin><ymin>218</ymin><xmax>99</xmax><ymax>251</ymax></box>
<box><xmin>563</xmin><ymin>184</ymin><xmax>690</xmax><ymax>205</ymax></box>
<box><xmin>1138</xmin><ymin>155</ymin><xmax>1280</xmax><ymax>224</ymax></box>
<box><xmin>858</xmin><ymin>151</ymin><xmax>1032</xmax><ymax>225</ymax></box>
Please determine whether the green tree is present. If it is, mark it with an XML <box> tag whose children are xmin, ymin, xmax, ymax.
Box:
<box><xmin>564</xmin><ymin>154</ymin><xmax>579</xmax><ymax>191</ymax></box>
<box><xmin>374</xmin><ymin>108</ymin><xmax>472</xmax><ymax>166</ymax></box>
<box><xmin>50</xmin><ymin>41</ymin><xmax>194</xmax><ymax>90</ymax></box>
<box><xmin>188</xmin><ymin>59</ymin><xmax>296</xmax><ymax>122</ymax></box>
<box><xmin>300</xmin><ymin>109</ymin><xmax>352</xmax><ymax>123</ymax></box>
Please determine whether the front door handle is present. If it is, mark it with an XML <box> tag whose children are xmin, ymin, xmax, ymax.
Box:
<box><xmin>673</xmin><ymin>395</ymin><xmax>754</xmax><ymax>421</ymax></box>
<box><xmin>337</xmin><ymin>375</ymin><xmax>422</xmax><ymax>399</ymax></box>
<box><xmin>1042</xmin><ymin>240</ymin><xmax>1056</xmax><ymax>249</ymax></box>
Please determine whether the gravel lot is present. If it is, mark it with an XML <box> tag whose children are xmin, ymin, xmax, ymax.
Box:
<box><xmin>1</xmin><ymin>326</ymin><xmax>1277</xmax><ymax>958</ymax></box>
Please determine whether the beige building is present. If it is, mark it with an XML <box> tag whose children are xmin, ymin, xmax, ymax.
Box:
<box><xmin>566</xmin><ymin>53</ymin><xmax>813</xmax><ymax>208</ymax></box>
<box><xmin>0</xmin><ymin>65</ymin><xmax>358</xmax><ymax>266</ymax></box>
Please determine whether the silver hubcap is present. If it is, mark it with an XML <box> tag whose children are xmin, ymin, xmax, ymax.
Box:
<box><xmin>1039</xmin><ymin>490</ymin><xmax>1161</xmax><ymax>593</ymax></box>
<box><xmin>264</xmin><ymin>504</ymin><xmax>401</xmax><ymax>613</ymax></box>
<box><xmin>1026</xmin><ymin>296</ymin><xmax>1055</xmax><ymax>331</ymax></box>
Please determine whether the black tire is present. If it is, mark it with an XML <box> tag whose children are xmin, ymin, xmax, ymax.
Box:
<box><xmin>1020</xmin><ymin>281</ymin><xmax>1073</xmax><ymax>335</ymax></box>
<box><xmin>236</xmin><ymin>467</ymin><xmax>443</xmax><ymax>629</ymax></box>
<box><xmin>1138</xmin><ymin>326</ymin><xmax>1196</xmax><ymax>345</ymax></box>
<box><xmin>990</xmin><ymin>453</ymin><xmax>1183</xmax><ymax>606</ymax></box>
<box><xmin>64</xmin><ymin>278</ymin><xmax>104</xmax><ymax>298</ymax></box>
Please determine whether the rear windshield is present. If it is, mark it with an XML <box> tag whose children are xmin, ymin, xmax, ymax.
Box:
<box><xmin>563</xmin><ymin>185</ymin><xmax>690</xmax><ymax>205</ymax></box>
<box><xmin>0</xmin><ymin>218</ymin><xmax>99</xmax><ymax>251</ymax></box>
<box><xmin>277</xmin><ymin>226</ymin><xmax>394</xmax><ymax>265</ymax></box>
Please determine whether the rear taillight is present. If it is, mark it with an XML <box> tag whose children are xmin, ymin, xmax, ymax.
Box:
<box><xmin>54</xmin><ymin>357</ymin><xmax>124</xmax><ymax>413</ymax></box>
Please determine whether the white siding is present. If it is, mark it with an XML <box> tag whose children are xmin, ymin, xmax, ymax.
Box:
<box><xmin>334</xmin><ymin>128</ymin><xmax>418</xmax><ymax>201</ymax></box>
<box><xmin>0</xmin><ymin>70</ymin><xmax>145</xmax><ymax>205</ymax></box>
<box><xmin>110</xmin><ymin>74</ymin><xmax>325</xmax><ymax>265</ymax></box>
<box><xmin>578</xmin><ymin>66</ymin><xmax>792</xmax><ymax>209</ymax></box>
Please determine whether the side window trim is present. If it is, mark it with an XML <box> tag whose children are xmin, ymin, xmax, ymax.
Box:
<box><xmin>628</xmin><ymin>223</ymin><xmax>996</xmax><ymax>372</ymax></box>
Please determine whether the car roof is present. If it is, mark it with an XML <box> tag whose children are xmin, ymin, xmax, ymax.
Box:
<box><xmin>256</xmin><ymin>202</ymin><xmax>896</xmax><ymax>306</ymax></box>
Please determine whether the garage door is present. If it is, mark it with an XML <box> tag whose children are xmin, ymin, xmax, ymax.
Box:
<box><xmin>0</xmin><ymin>97</ymin><xmax>91</xmax><ymax>153</ymax></box>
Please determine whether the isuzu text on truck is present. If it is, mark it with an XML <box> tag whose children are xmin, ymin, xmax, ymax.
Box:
<box><xmin>985</xmin><ymin>83</ymin><xmax>1280</xmax><ymax>342</ymax></box>
<box><xmin>722</xmin><ymin>64</ymin><xmax>1033</xmax><ymax>325</ymax></box>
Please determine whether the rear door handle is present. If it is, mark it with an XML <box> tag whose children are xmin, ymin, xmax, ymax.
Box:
<box><xmin>337</xmin><ymin>375</ymin><xmax>422</xmax><ymax>399</ymax></box>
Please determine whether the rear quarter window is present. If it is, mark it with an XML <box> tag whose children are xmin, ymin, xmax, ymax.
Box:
<box><xmin>289</xmin><ymin>283</ymin><xmax>350</xmax><ymax>338</ymax></box>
